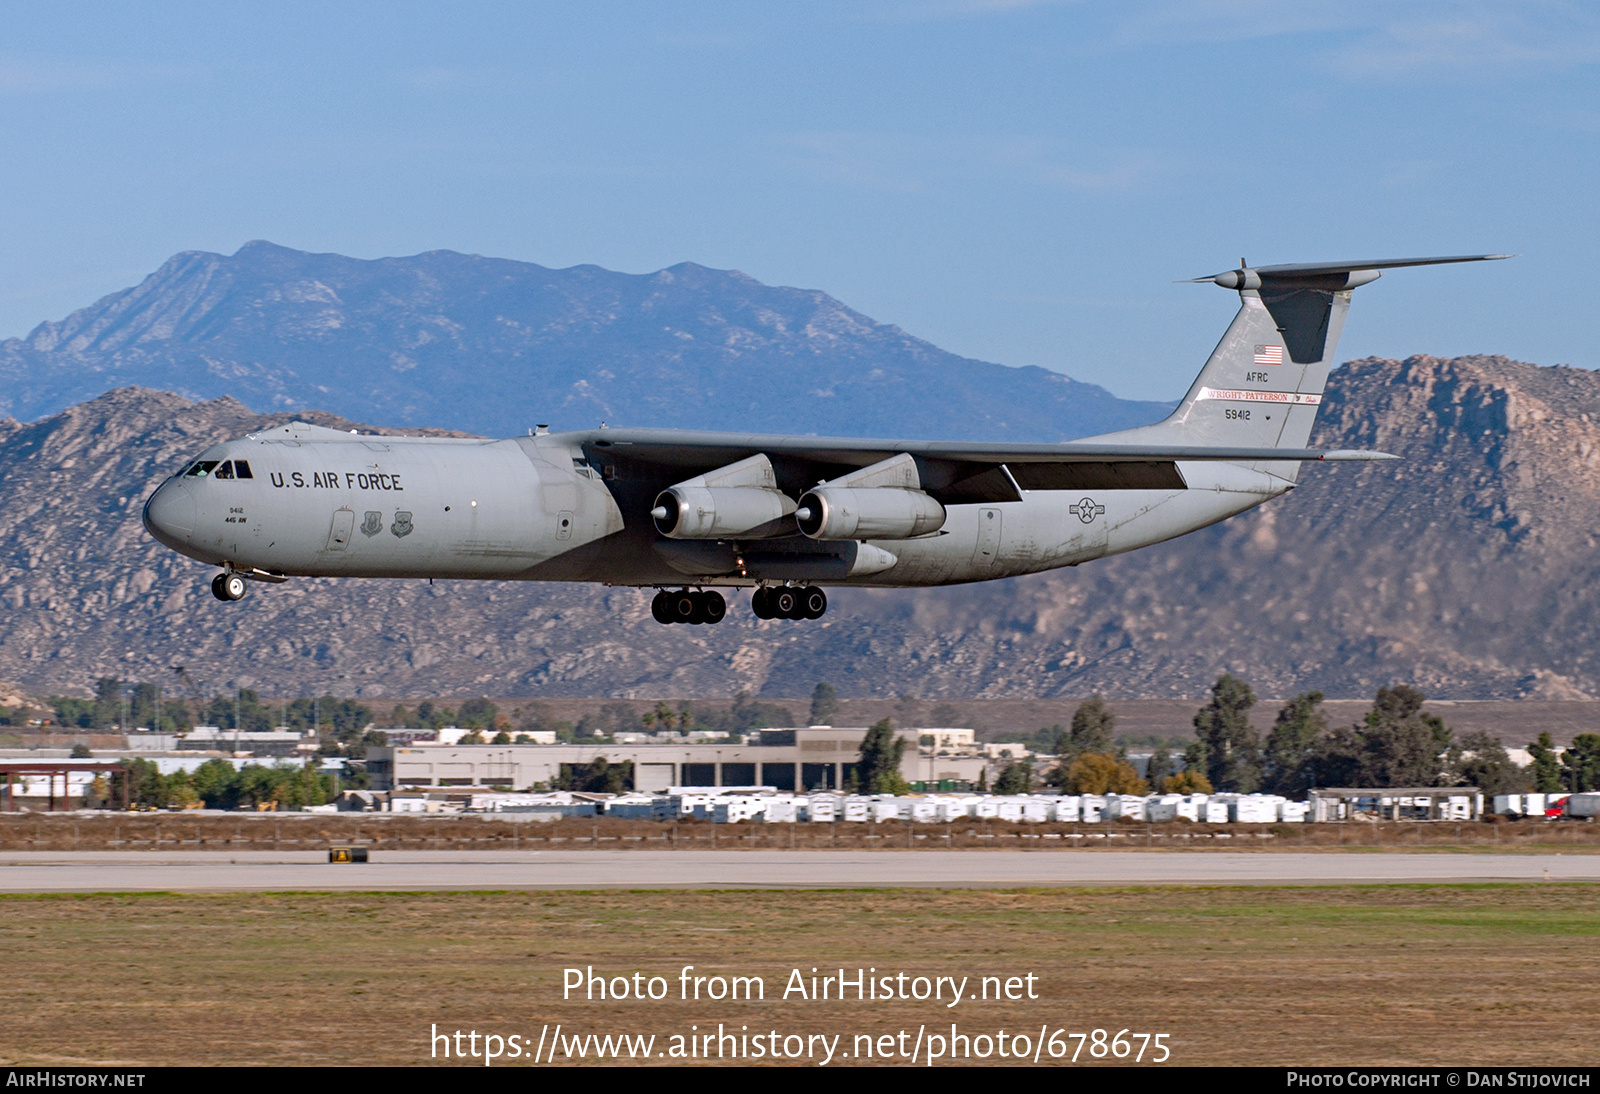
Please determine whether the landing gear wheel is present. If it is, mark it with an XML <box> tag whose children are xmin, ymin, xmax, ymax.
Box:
<box><xmin>751</xmin><ymin>588</ymin><xmax>775</xmax><ymax>620</ymax></box>
<box><xmin>771</xmin><ymin>586</ymin><xmax>800</xmax><ymax>619</ymax></box>
<box><xmin>212</xmin><ymin>573</ymin><xmax>247</xmax><ymax>602</ymax></box>
<box><xmin>666</xmin><ymin>589</ymin><xmax>699</xmax><ymax>624</ymax></box>
<box><xmin>799</xmin><ymin>587</ymin><xmax>827</xmax><ymax>619</ymax></box>
<box><xmin>651</xmin><ymin>590</ymin><xmax>672</xmax><ymax>624</ymax></box>
<box><xmin>701</xmin><ymin>590</ymin><xmax>727</xmax><ymax>624</ymax></box>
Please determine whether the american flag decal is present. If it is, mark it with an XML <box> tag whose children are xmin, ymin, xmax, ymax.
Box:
<box><xmin>1253</xmin><ymin>344</ymin><xmax>1284</xmax><ymax>365</ymax></box>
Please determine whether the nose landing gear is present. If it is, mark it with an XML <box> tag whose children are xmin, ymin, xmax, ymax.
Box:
<box><xmin>751</xmin><ymin>585</ymin><xmax>826</xmax><ymax>620</ymax></box>
<box><xmin>210</xmin><ymin>572</ymin><xmax>248</xmax><ymax>602</ymax></box>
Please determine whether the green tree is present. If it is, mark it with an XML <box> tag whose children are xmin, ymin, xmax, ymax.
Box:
<box><xmin>122</xmin><ymin>758</ymin><xmax>167</xmax><ymax>807</ymax></box>
<box><xmin>1194</xmin><ymin>673</ymin><xmax>1261</xmax><ymax>793</ymax></box>
<box><xmin>93</xmin><ymin>677</ymin><xmax>124</xmax><ymax>728</ymax></box>
<box><xmin>1308</xmin><ymin>724</ymin><xmax>1365</xmax><ymax>787</ymax></box>
<box><xmin>49</xmin><ymin>696</ymin><xmax>95</xmax><ymax>728</ymax></box>
<box><xmin>856</xmin><ymin>719</ymin><xmax>909</xmax><ymax>794</ymax></box>
<box><xmin>1527</xmin><ymin>732</ymin><xmax>1564</xmax><ymax>793</ymax></box>
<box><xmin>554</xmin><ymin>758</ymin><xmax>633</xmax><ymax>794</ymax></box>
<box><xmin>458</xmin><ymin>698</ymin><xmax>498</xmax><ymax>729</ymax></box>
<box><xmin>190</xmin><ymin>758</ymin><xmax>241</xmax><ymax>809</ymax></box>
<box><xmin>1145</xmin><ymin>747</ymin><xmax>1174</xmax><ymax>789</ymax></box>
<box><xmin>490</xmin><ymin>730</ymin><xmax>512</xmax><ymax>745</ymax></box>
<box><xmin>1359</xmin><ymin>685</ymin><xmax>1450</xmax><ymax>786</ymax></box>
<box><xmin>1263</xmin><ymin>691</ymin><xmax>1326</xmax><ymax>794</ymax></box>
<box><xmin>1561</xmin><ymin>733</ymin><xmax>1600</xmax><ymax>793</ymax></box>
<box><xmin>809</xmin><ymin>682</ymin><xmax>838</xmax><ymax>726</ymax></box>
<box><xmin>1454</xmin><ymin>731</ymin><xmax>1530</xmax><ymax>798</ymax></box>
<box><xmin>1066</xmin><ymin>696</ymin><xmax>1116</xmax><ymax>759</ymax></box>
<box><xmin>993</xmin><ymin>758</ymin><xmax>1033</xmax><ymax>795</ymax></box>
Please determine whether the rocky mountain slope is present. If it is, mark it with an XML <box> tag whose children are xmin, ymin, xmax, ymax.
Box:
<box><xmin>0</xmin><ymin>242</ymin><xmax>1169</xmax><ymax>442</ymax></box>
<box><xmin>1</xmin><ymin>355</ymin><xmax>1596</xmax><ymax>701</ymax></box>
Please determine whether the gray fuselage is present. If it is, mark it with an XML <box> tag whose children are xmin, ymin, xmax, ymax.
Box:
<box><xmin>141</xmin><ymin>424</ymin><xmax>1288</xmax><ymax>589</ymax></box>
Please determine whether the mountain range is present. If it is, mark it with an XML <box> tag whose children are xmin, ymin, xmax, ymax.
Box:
<box><xmin>0</xmin><ymin>241</ymin><xmax>1169</xmax><ymax>441</ymax></box>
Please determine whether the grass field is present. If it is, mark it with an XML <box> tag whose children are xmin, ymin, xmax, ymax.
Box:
<box><xmin>1</xmin><ymin>884</ymin><xmax>1595</xmax><ymax>1067</ymax></box>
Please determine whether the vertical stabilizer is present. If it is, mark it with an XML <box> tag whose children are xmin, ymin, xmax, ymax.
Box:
<box><xmin>1092</xmin><ymin>254</ymin><xmax>1510</xmax><ymax>478</ymax></box>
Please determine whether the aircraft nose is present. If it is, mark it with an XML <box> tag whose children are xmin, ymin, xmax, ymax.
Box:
<box><xmin>142</xmin><ymin>481</ymin><xmax>196</xmax><ymax>546</ymax></box>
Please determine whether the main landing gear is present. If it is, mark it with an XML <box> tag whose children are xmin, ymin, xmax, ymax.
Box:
<box><xmin>648</xmin><ymin>586</ymin><xmax>828</xmax><ymax>624</ymax></box>
<box><xmin>210</xmin><ymin>572</ymin><xmax>248</xmax><ymax>602</ymax></box>
<box><xmin>651</xmin><ymin>588</ymin><xmax>728</xmax><ymax>625</ymax></box>
<box><xmin>752</xmin><ymin>585</ymin><xmax>827</xmax><ymax>621</ymax></box>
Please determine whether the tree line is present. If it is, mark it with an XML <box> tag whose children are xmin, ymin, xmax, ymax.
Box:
<box><xmin>1007</xmin><ymin>675</ymin><xmax>1587</xmax><ymax>798</ymax></box>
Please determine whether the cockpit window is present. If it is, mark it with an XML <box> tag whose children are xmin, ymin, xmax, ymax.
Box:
<box><xmin>232</xmin><ymin>460</ymin><xmax>253</xmax><ymax>479</ymax></box>
<box><xmin>213</xmin><ymin>461</ymin><xmax>235</xmax><ymax>480</ymax></box>
<box><xmin>184</xmin><ymin>461</ymin><xmax>221</xmax><ymax>478</ymax></box>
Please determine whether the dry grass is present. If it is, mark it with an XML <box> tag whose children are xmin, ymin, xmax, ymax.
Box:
<box><xmin>0</xmin><ymin>884</ymin><xmax>1595</xmax><ymax>1066</ymax></box>
<box><xmin>1</xmin><ymin>812</ymin><xmax>1597</xmax><ymax>853</ymax></box>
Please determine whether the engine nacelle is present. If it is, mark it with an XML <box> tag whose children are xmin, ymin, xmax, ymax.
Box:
<box><xmin>795</xmin><ymin>486</ymin><xmax>945</xmax><ymax>540</ymax></box>
<box><xmin>654</xmin><ymin>485</ymin><xmax>795</xmax><ymax>539</ymax></box>
<box><xmin>651</xmin><ymin>453</ymin><xmax>796</xmax><ymax>539</ymax></box>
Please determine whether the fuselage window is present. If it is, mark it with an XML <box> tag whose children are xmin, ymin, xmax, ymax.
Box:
<box><xmin>184</xmin><ymin>461</ymin><xmax>221</xmax><ymax>478</ymax></box>
<box><xmin>213</xmin><ymin>461</ymin><xmax>235</xmax><ymax>480</ymax></box>
<box><xmin>233</xmin><ymin>460</ymin><xmax>253</xmax><ymax>479</ymax></box>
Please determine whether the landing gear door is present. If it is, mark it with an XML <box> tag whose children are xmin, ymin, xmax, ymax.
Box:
<box><xmin>974</xmin><ymin>507</ymin><xmax>1003</xmax><ymax>565</ymax></box>
<box><xmin>327</xmin><ymin>508</ymin><xmax>356</xmax><ymax>551</ymax></box>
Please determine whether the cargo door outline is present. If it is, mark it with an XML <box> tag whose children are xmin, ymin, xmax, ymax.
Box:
<box><xmin>974</xmin><ymin>507</ymin><xmax>1002</xmax><ymax>565</ymax></box>
<box><xmin>327</xmin><ymin>508</ymin><xmax>356</xmax><ymax>551</ymax></box>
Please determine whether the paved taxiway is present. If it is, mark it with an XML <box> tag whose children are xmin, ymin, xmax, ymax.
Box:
<box><xmin>0</xmin><ymin>850</ymin><xmax>1595</xmax><ymax>892</ymax></box>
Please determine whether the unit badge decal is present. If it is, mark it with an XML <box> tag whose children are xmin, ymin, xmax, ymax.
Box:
<box><xmin>360</xmin><ymin>511</ymin><xmax>383</xmax><ymax>537</ymax></box>
<box><xmin>391</xmin><ymin>511</ymin><xmax>414</xmax><ymax>538</ymax></box>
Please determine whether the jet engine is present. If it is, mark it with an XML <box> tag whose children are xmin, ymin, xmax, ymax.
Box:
<box><xmin>651</xmin><ymin>453</ymin><xmax>797</xmax><ymax>539</ymax></box>
<box><xmin>794</xmin><ymin>453</ymin><xmax>946</xmax><ymax>540</ymax></box>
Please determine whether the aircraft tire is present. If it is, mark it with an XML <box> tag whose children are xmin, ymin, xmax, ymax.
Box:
<box><xmin>215</xmin><ymin>573</ymin><xmax>248</xmax><ymax>601</ymax></box>
<box><xmin>751</xmin><ymin>588</ymin><xmax>774</xmax><ymax>619</ymax></box>
<box><xmin>211</xmin><ymin>574</ymin><xmax>230</xmax><ymax>601</ymax></box>
<box><xmin>702</xmin><ymin>590</ymin><xmax>727</xmax><ymax>624</ymax></box>
<box><xmin>799</xmin><ymin>587</ymin><xmax>827</xmax><ymax>619</ymax></box>
<box><xmin>771</xmin><ymin>587</ymin><xmax>800</xmax><ymax>619</ymax></box>
<box><xmin>651</xmin><ymin>591</ymin><xmax>673</xmax><ymax>624</ymax></box>
<box><xmin>667</xmin><ymin>590</ymin><xmax>699</xmax><ymax>624</ymax></box>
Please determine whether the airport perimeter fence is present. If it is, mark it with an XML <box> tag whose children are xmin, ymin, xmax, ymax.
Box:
<box><xmin>0</xmin><ymin>813</ymin><xmax>1597</xmax><ymax>852</ymax></box>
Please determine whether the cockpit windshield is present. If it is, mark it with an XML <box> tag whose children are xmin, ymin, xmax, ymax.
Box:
<box><xmin>184</xmin><ymin>461</ymin><xmax>221</xmax><ymax>478</ymax></box>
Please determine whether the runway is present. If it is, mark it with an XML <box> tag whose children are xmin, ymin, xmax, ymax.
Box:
<box><xmin>0</xmin><ymin>849</ymin><xmax>1595</xmax><ymax>891</ymax></box>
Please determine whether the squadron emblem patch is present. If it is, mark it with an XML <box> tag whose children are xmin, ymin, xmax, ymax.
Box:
<box><xmin>360</xmin><ymin>511</ymin><xmax>383</xmax><ymax>537</ymax></box>
<box><xmin>391</xmin><ymin>511</ymin><xmax>414</xmax><ymax>538</ymax></box>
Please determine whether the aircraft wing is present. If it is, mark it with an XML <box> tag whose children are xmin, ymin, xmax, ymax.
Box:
<box><xmin>574</xmin><ymin>428</ymin><xmax>1393</xmax><ymax>503</ymax></box>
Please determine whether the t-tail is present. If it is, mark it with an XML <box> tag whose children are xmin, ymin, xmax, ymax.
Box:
<box><xmin>1095</xmin><ymin>253</ymin><xmax>1511</xmax><ymax>479</ymax></box>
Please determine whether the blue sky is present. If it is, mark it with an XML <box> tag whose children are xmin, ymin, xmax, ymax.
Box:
<box><xmin>0</xmin><ymin>1</ymin><xmax>1594</xmax><ymax>401</ymax></box>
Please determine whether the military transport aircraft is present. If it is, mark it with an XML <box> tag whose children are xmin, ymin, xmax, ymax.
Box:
<box><xmin>143</xmin><ymin>254</ymin><xmax>1506</xmax><ymax>624</ymax></box>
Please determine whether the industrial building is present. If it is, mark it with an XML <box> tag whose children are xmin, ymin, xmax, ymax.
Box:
<box><xmin>365</xmin><ymin>726</ymin><xmax>989</xmax><ymax>793</ymax></box>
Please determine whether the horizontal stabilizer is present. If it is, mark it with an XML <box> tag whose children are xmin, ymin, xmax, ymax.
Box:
<box><xmin>1317</xmin><ymin>449</ymin><xmax>1400</xmax><ymax>462</ymax></box>
<box><xmin>1189</xmin><ymin>253</ymin><xmax>1513</xmax><ymax>291</ymax></box>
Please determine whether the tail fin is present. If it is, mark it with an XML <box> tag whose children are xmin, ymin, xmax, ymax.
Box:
<box><xmin>1097</xmin><ymin>255</ymin><xmax>1510</xmax><ymax>474</ymax></box>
